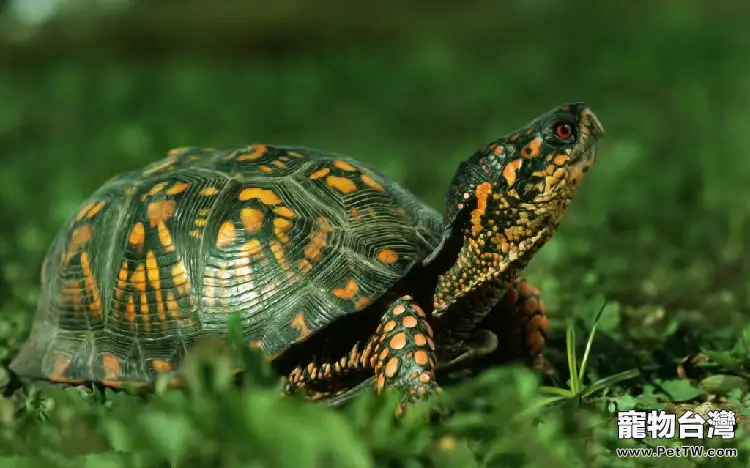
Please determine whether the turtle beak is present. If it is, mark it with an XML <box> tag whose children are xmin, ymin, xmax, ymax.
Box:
<box><xmin>576</xmin><ymin>107</ymin><xmax>604</xmax><ymax>167</ymax></box>
<box><xmin>584</xmin><ymin>108</ymin><xmax>605</xmax><ymax>139</ymax></box>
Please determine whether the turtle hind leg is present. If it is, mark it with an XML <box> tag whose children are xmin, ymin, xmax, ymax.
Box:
<box><xmin>489</xmin><ymin>279</ymin><xmax>549</xmax><ymax>366</ymax></box>
<box><xmin>449</xmin><ymin>279</ymin><xmax>554</xmax><ymax>375</ymax></box>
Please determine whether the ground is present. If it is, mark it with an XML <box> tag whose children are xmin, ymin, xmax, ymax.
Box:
<box><xmin>0</xmin><ymin>1</ymin><xmax>749</xmax><ymax>467</ymax></box>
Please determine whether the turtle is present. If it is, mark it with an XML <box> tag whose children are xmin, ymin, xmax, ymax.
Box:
<box><xmin>10</xmin><ymin>102</ymin><xmax>603</xmax><ymax>407</ymax></box>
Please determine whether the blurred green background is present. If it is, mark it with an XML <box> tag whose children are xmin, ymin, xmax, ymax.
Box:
<box><xmin>1</xmin><ymin>0</ymin><xmax>750</xmax><ymax>466</ymax></box>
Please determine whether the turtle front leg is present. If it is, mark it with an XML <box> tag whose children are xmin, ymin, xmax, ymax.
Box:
<box><xmin>284</xmin><ymin>295</ymin><xmax>440</xmax><ymax>408</ymax></box>
<box><xmin>370</xmin><ymin>295</ymin><xmax>440</xmax><ymax>405</ymax></box>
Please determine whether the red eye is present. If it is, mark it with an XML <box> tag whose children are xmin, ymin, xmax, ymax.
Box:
<box><xmin>555</xmin><ymin>122</ymin><xmax>574</xmax><ymax>140</ymax></box>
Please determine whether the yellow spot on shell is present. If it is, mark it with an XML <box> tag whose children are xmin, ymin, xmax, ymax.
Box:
<box><xmin>76</xmin><ymin>201</ymin><xmax>96</xmax><ymax>221</ymax></box>
<box><xmin>80</xmin><ymin>251</ymin><xmax>102</xmax><ymax>318</ymax></box>
<box><xmin>126</xmin><ymin>296</ymin><xmax>136</xmax><ymax>325</ymax></box>
<box><xmin>102</xmin><ymin>354</ymin><xmax>121</xmax><ymax>381</ymax></box>
<box><xmin>355</xmin><ymin>296</ymin><xmax>371</xmax><ymax>308</ymax></box>
<box><xmin>128</xmin><ymin>222</ymin><xmax>145</xmax><ymax>250</ymax></box>
<box><xmin>152</xmin><ymin>360</ymin><xmax>172</xmax><ymax>373</ymax></box>
<box><xmin>273</xmin><ymin>206</ymin><xmax>295</xmax><ymax>219</ymax></box>
<box><xmin>243</xmin><ymin>239</ymin><xmax>263</xmax><ymax>257</ymax></box>
<box><xmin>67</xmin><ymin>224</ymin><xmax>92</xmax><ymax>262</ymax></box>
<box><xmin>304</xmin><ymin>217</ymin><xmax>333</xmax><ymax>262</ymax></box>
<box><xmin>115</xmin><ymin>261</ymin><xmax>128</xmax><ymax>301</ymax></box>
<box><xmin>146</xmin><ymin>250</ymin><xmax>166</xmax><ymax>329</ymax></box>
<box><xmin>238</xmin><ymin>188</ymin><xmax>282</xmax><ymax>205</ymax></box>
<box><xmin>259</xmin><ymin>165</ymin><xmax>273</xmax><ymax>173</ymax></box>
<box><xmin>333</xmin><ymin>160</ymin><xmax>356</xmax><ymax>171</ymax></box>
<box><xmin>376</xmin><ymin>248</ymin><xmax>399</xmax><ymax>264</ymax></box>
<box><xmin>240</xmin><ymin>208</ymin><xmax>264</xmax><ymax>233</ymax></box>
<box><xmin>332</xmin><ymin>279</ymin><xmax>358</xmax><ymax>300</ymax></box>
<box><xmin>237</xmin><ymin>144</ymin><xmax>267</xmax><ymax>161</ymax></box>
<box><xmin>166</xmin><ymin>181</ymin><xmax>190</xmax><ymax>195</ymax></box>
<box><xmin>291</xmin><ymin>312</ymin><xmax>312</xmax><ymax>340</ymax></box>
<box><xmin>49</xmin><ymin>353</ymin><xmax>73</xmax><ymax>383</ymax></box>
<box><xmin>86</xmin><ymin>201</ymin><xmax>106</xmax><ymax>219</ymax></box>
<box><xmin>361</xmin><ymin>175</ymin><xmax>385</xmax><ymax>192</ymax></box>
<box><xmin>166</xmin><ymin>291</ymin><xmax>180</xmax><ymax>320</ymax></box>
<box><xmin>269</xmin><ymin>240</ymin><xmax>293</xmax><ymax>279</ymax></box>
<box><xmin>298</xmin><ymin>259</ymin><xmax>312</xmax><ymax>273</ymax></box>
<box><xmin>274</xmin><ymin>217</ymin><xmax>293</xmax><ymax>243</ymax></box>
<box><xmin>200</xmin><ymin>187</ymin><xmax>218</xmax><ymax>196</ymax></box>
<box><xmin>216</xmin><ymin>221</ymin><xmax>236</xmax><ymax>248</ymax></box>
<box><xmin>326</xmin><ymin>176</ymin><xmax>357</xmax><ymax>194</ymax></box>
<box><xmin>131</xmin><ymin>264</ymin><xmax>146</xmax><ymax>292</ymax></box>
<box><xmin>147</xmin><ymin>182</ymin><xmax>168</xmax><ymax>197</ymax></box>
<box><xmin>309</xmin><ymin>167</ymin><xmax>330</xmax><ymax>179</ymax></box>
<box><xmin>157</xmin><ymin>222</ymin><xmax>175</xmax><ymax>251</ymax></box>
<box><xmin>146</xmin><ymin>200</ymin><xmax>177</xmax><ymax>227</ymax></box>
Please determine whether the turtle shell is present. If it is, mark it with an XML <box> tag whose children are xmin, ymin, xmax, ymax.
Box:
<box><xmin>11</xmin><ymin>145</ymin><xmax>443</xmax><ymax>385</ymax></box>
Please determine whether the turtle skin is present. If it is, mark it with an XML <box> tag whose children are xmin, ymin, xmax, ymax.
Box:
<box><xmin>11</xmin><ymin>102</ymin><xmax>603</xmax><ymax>409</ymax></box>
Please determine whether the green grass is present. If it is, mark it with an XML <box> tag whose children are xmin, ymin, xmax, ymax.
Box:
<box><xmin>1</xmin><ymin>1</ymin><xmax>750</xmax><ymax>466</ymax></box>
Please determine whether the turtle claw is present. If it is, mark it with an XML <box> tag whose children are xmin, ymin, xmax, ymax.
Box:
<box><xmin>439</xmin><ymin>329</ymin><xmax>499</xmax><ymax>370</ymax></box>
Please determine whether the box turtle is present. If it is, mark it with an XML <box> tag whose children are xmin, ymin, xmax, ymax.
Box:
<box><xmin>11</xmin><ymin>103</ymin><xmax>603</xmax><ymax>407</ymax></box>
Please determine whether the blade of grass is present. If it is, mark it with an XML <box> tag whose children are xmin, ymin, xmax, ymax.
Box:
<box><xmin>577</xmin><ymin>301</ymin><xmax>608</xmax><ymax>384</ymax></box>
<box><xmin>539</xmin><ymin>386</ymin><xmax>576</xmax><ymax>398</ymax></box>
<box><xmin>581</xmin><ymin>369</ymin><xmax>640</xmax><ymax>398</ymax></box>
<box><xmin>566</xmin><ymin>324</ymin><xmax>579</xmax><ymax>394</ymax></box>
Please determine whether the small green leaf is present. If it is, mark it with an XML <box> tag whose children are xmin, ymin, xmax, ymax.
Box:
<box><xmin>608</xmin><ymin>394</ymin><xmax>638</xmax><ymax>411</ymax></box>
<box><xmin>658</xmin><ymin>379</ymin><xmax>706</xmax><ymax>402</ymax></box>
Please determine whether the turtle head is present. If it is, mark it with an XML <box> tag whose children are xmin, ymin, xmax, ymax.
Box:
<box><xmin>432</xmin><ymin>103</ymin><xmax>604</xmax><ymax>314</ymax></box>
